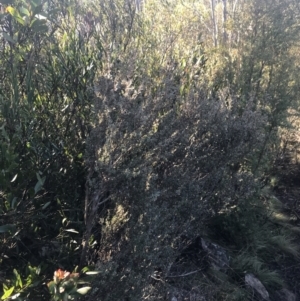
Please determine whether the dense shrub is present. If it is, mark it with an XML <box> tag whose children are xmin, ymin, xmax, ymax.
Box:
<box><xmin>0</xmin><ymin>0</ymin><xmax>299</xmax><ymax>300</ymax></box>
<box><xmin>82</xmin><ymin>70</ymin><xmax>269</xmax><ymax>300</ymax></box>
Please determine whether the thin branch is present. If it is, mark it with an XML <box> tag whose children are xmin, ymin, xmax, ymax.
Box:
<box><xmin>166</xmin><ymin>269</ymin><xmax>202</xmax><ymax>278</ymax></box>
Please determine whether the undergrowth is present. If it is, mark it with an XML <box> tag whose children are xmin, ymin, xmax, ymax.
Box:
<box><xmin>0</xmin><ymin>0</ymin><xmax>300</xmax><ymax>300</ymax></box>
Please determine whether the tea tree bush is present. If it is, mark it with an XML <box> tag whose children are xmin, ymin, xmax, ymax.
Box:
<box><xmin>0</xmin><ymin>0</ymin><xmax>299</xmax><ymax>300</ymax></box>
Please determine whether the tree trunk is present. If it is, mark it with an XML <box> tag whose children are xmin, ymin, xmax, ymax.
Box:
<box><xmin>222</xmin><ymin>0</ymin><xmax>228</xmax><ymax>44</ymax></box>
<box><xmin>211</xmin><ymin>0</ymin><xmax>218</xmax><ymax>47</ymax></box>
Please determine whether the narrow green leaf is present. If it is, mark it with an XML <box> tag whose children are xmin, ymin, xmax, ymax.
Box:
<box><xmin>81</xmin><ymin>267</ymin><xmax>90</xmax><ymax>273</ymax></box>
<box><xmin>13</xmin><ymin>269</ymin><xmax>19</xmax><ymax>278</ymax></box>
<box><xmin>34</xmin><ymin>181</ymin><xmax>42</xmax><ymax>194</ymax></box>
<box><xmin>36</xmin><ymin>172</ymin><xmax>46</xmax><ymax>185</ymax></box>
<box><xmin>36</xmin><ymin>172</ymin><xmax>42</xmax><ymax>183</ymax></box>
<box><xmin>13</xmin><ymin>269</ymin><xmax>22</xmax><ymax>289</ymax></box>
<box><xmin>36</xmin><ymin>266</ymin><xmax>41</xmax><ymax>275</ymax></box>
<box><xmin>41</xmin><ymin>176</ymin><xmax>46</xmax><ymax>185</ymax></box>
<box><xmin>1</xmin><ymin>286</ymin><xmax>14</xmax><ymax>299</ymax></box>
<box><xmin>6</xmin><ymin>7</ymin><xmax>25</xmax><ymax>25</ymax></box>
<box><xmin>41</xmin><ymin>201</ymin><xmax>51</xmax><ymax>210</ymax></box>
<box><xmin>11</xmin><ymin>197</ymin><xmax>18</xmax><ymax>209</ymax></box>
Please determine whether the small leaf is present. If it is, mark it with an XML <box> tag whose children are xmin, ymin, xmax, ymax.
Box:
<box><xmin>41</xmin><ymin>201</ymin><xmax>51</xmax><ymax>210</ymax></box>
<box><xmin>85</xmin><ymin>271</ymin><xmax>100</xmax><ymax>275</ymax></box>
<box><xmin>6</xmin><ymin>6</ymin><xmax>25</xmax><ymax>25</ymax></box>
<box><xmin>13</xmin><ymin>269</ymin><xmax>22</xmax><ymax>289</ymax></box>
<box><xmin>36</xmin><ymin>174</ymin><xmax>46</xmax><ymax>185</ymax></box>
<box><xmin>11</xmin><ymin>197</ymin><xmax>18</xmax><ymax>209</ymax></box>
<box><xmin>34</xmin><ymin>181</ymin><xmax>42</xmax><ymax>194</ymax></box>
<box><xmin>36</xmin><ymin>266</ymin><xmax>41</xmax><ymax>275</ymax></box>
<box><xmin>35</xmin><ymin>173</ymin><xmax>46</xmax><ymax>193</ymax></box>
<box><xmin>11</xmin><ymin>174</ymin><xmax>18</xmax><ymax>182</ymax></box>
<box><xmin>1</xmin><ymin>286</ymin><xmax>14</xmax><ymax>299</ymax></box>
<box><xmin>36</xmin><ymin>172</ymin><xmax>42</xmax><ymax>183</ymax></box>
<box><xmin>13</xmin><ymin>269</ymin><xmax>19</xmax><ymax>277</ymax></box>
<box><xmin>5</xmin><ymin>6</ymin><xmax>15</xmax><ymax>14</ymax></box>
<box><xmin>64</xmin><ymin>229</ymin><xmax>79</xmax><ymax>234</ymax></box>
<box><xmin>81</xmin><ymin>267</ymin><xmax>89</xmax><ymax>273</ymax></box>
<box><xmin>76</xmin><ymin>287</ymin><xmax>91</xmax><ymax>295</ymax></box>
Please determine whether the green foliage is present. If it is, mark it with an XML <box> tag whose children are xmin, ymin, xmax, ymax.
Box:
<box><xmin>1</xmin><ymin>265</ymin><xmax>44</xmax><ymax>300</ymax></box>
<box><xmin>0</xmin><ymin>0</ymin><xmax>299</xmax><ymax>299</ymax></box>
<box><xmin>47</xmin><ymin>268</ymin><xmax>96</xmax><ymax>301</ymax></box>
<box><xmin>81</xmin><ymin>0</ymin><xmax>300</xmax><ymax>300</ymax></box>
<box><xmin>0</xmin><ymin>0</ymin><xmax>100</xmax><ymax>298</ymax></box>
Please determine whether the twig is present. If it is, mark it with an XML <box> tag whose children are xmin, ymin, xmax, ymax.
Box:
<box><xmin>166</xmin><ymin>269</ymin><xmax>201</xmax><ymax>278</ymax></box>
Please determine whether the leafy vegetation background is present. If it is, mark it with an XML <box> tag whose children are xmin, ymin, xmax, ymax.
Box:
<box><xmin>0</xmin><ymin>0</ymin><xmax>300</xmax><ymax>300</ymax></box>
